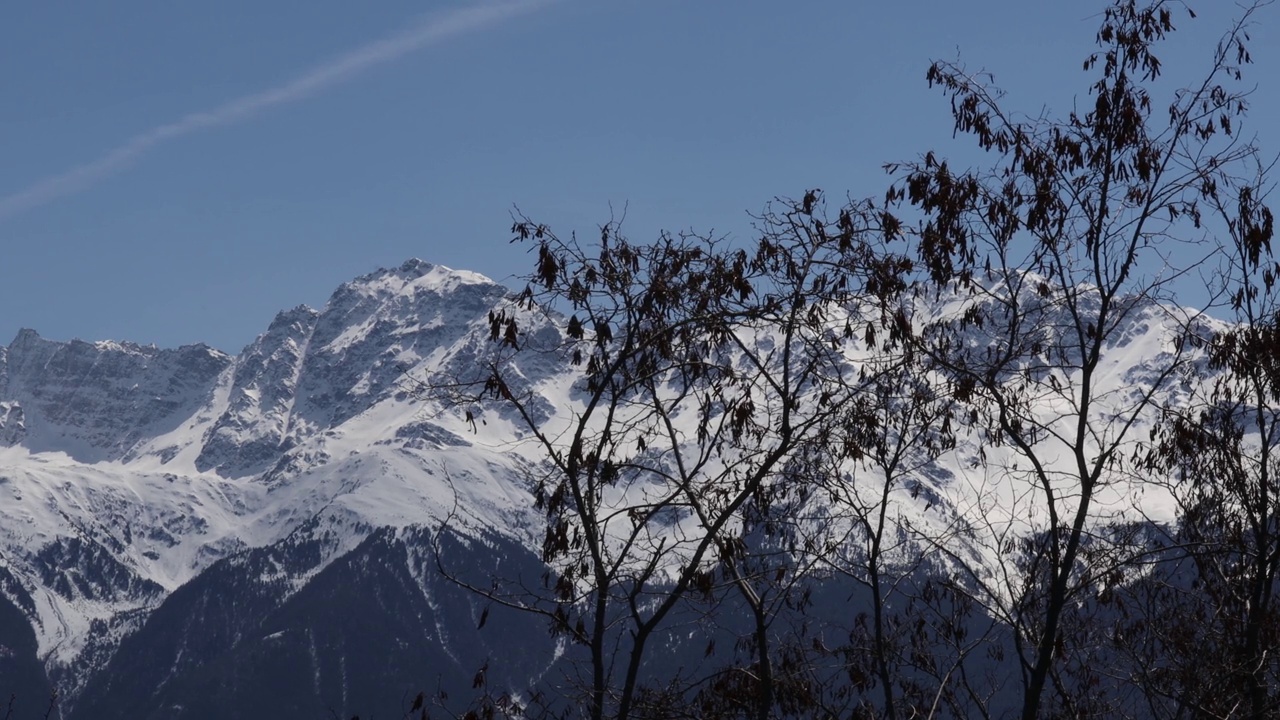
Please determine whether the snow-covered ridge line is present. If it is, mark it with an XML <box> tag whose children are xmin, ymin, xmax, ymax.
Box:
<box><xmin>0</xmin><ymin>258</ymin><xmax>1219</xmax><ymax>710</ymax></box>
<box><xmin>0</xmin><ymin>260</ymin><xmax>538</xmax><ymax>676</ymax></box>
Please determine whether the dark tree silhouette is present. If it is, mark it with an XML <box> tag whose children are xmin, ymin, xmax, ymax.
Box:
<box><xmin>1143</xmin><ymin>171</ymin><xmax>1279</xmax><ymax>718</ymax></box>
<box><xmin>420</xmin><ymin>2</ymin><xmax>1277</xmax><ymax>718</ymax></box>
<box><xmin>876</xmin><ymin>1</ymin><xmax>1271</xmax><ymax>716</ymax></box>
<box><xmin>427</xmin><ymin>194</ymin><xmax>914</xmax><ymax>719</ymax></box>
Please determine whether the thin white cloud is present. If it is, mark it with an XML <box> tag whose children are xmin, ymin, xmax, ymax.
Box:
<box><xmin>0</xmin><ymin>0</ymin><xmax>558</xmax><ymax>221</ymax></box>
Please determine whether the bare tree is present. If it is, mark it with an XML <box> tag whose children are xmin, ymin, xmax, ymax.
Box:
<box><xmin>1141</xmin><ymin>163</ymin><xmax>1280</xmax><ymax>718</ymax></box>
<box><xmin>801</xmin><ymin>352</ymin><xmax>987</xmax><ymax>719</ymax></box>
<box><xmin>428</xmin><ymin>193</ymin><xmax>911</xmax><ymax>720</ymax></box>
<box><xmin>413</xmin><ymin>3</ymin><xmax>1280</xmax><ymax>718</ymax></box>
<box><xmin>877</xmin><ymin>1</ymin><xmax>1271</xmax><ymax>716</ymax></box>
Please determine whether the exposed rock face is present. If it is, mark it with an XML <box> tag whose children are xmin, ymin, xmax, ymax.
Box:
<box><xmin>195</xmin><ymin>259</ymin><xmax>510</xmax><ymax>477</ymax></box>
<box><xmin>196</xmin><ymin>305</ymin><xmax>319</xmax><ymax>477</ymax></box>
<box><xmin>0</xmin><ymin>401</ymin><xmax>25</xmax><ymax>446</ymax></box>
<box><xmin>289</xmin><ymin>259</ymin><xmax>510</xmax><ymax>433</ymax></box>
<box><xmin>1</xmin><ymin>328</ymin><xmax>230</xmax><ymax>462</ymax></box>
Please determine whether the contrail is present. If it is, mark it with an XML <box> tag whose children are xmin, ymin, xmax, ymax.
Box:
<box><xmin>0</xmin><ymin>0</ymin><xmax>558</xmax><ymax>221</ymax></box>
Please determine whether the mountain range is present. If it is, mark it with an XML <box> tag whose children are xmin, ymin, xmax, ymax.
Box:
<box><xmin>0</xmin><ymin>259</ymin><xmax>1204</xmax><ymax>718</ymax></box>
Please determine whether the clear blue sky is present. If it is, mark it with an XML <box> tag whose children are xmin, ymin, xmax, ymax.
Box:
<box><xmin>2</xmin><ymin>1</ymin><xmax>1276</xmax><ymax>352</ymax></box>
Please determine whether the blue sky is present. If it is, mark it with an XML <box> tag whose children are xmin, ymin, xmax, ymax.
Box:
<box><xmin>2</xmin><ymin>1</ymin><xmax>1276</xmax><ymax>352</ymax></box>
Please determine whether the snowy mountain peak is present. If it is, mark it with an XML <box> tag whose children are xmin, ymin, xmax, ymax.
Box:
<box><xmin>11</xmin><ymin>327</ymin><xmax>41</xmax><ymax>345</ymax></box>
<box><xmin>332</xmin><ymin>256</ymin><xmax>501</xmax><ymax>303</ymax></box>
<box><xmin>0</xmin><ymin>259</ymin><xmax>1222</xmax><ymax>718</ymax></box>
<box><xmin>0</xmin><ymin>260</ymin><xmax>540</xmax><ymax>706</ymax></box>
<box><xmin>262</xmin><ymin>304</ymin><xmax>320</xmax><ymax>338</ymax></box>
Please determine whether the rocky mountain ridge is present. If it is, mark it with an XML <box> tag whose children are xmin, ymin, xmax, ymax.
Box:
<box><xmin>0</xmin><ymin>259</ymin><xmax>552</xmax><ymax>717</ymax></box>
<box><xmin>0</xmin><ymin>258</ymin><xmax>1212</xmax><ymax>718</ymax></box>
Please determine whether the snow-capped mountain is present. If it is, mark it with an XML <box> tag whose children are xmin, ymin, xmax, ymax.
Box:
<box><xmin>0</xmin><ymin>259</ymin><xmax>1213</xmax><ymax>719</ymax></box>
<box><xmin>0</xmin><ymin>260</ymin><xmax>561</xmax><ymax>718</ymax></box>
